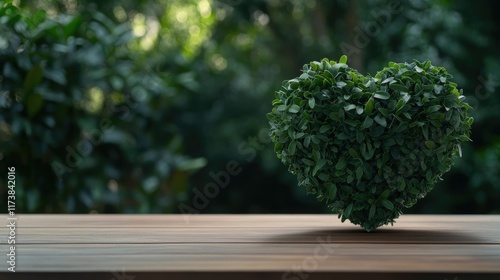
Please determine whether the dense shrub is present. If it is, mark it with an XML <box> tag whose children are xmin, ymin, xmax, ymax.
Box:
<box><xmin>268</xmin><ymin>56</ymin><xmax>472</xmax><ymax>231</ymax></box>
<box><xmin>0</xmin><ymin>1</ymin><xmax>203</xmax><ymax>213</ymax></box>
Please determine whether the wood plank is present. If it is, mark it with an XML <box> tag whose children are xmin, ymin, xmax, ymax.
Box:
<box><xmin>1</xmin><ymin>214</ymin><xmax>499</xmax><ymax>279</ymax></box>
<box><xmin>1</xmin><ymin>272</ymin><xmax>498</xmax><ymax>280</ymax></box>
<box><xmin>2</xmin><ymin>215</ymin><xmax>499</xmax><ymax>245</ymax></box>
<box><xmin>1</xmin><ymin>244</ymin><xmax>499</xmax><ymax>272</ymax></box>
<box><xmin>3</xmin><ymin>225</ymin><xmax>499</xmax><ymax>244</ymax></box>
<box><xmin>5</xmin><ymin>214</ymin><xmax>499</xmax><ymax>228</ymax></box>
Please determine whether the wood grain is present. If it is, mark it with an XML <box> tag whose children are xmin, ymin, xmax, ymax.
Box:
<box><xmin>1</xmin><ymin>244</ymin><xmax>499</xmax><ymax>272</ymax></box>
<box><xmin>6</xmin><ymin>214</ymin><xmax>499</xmax><ymax>228</ymax></box>
<box><xmin>0</xmin><ymin>214</ymin><xmax>499</xmax><ymax>280</ymax></box>
<box><xmin>2</xmin><ymin>226</ymin><xmax>499</xmax><ymax>244</ymax></box>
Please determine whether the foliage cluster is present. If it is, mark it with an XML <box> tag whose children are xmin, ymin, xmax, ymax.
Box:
<box><xmin>268</xmin><ymin>56</ymin><xmax>472</xmax><ymax>230</ymax></box>
<box><xmin>0</xmin><ymin>1</ymin><xmax>204</xmax><ymax>213</ymax></box>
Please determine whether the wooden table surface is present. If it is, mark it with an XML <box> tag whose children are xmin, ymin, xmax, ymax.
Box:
<box><xmin>1</xmin><ymin>214</ymin><xmax>499</xmax><ymax>280</ymax></box>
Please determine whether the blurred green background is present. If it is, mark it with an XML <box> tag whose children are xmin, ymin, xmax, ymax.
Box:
<box><xmin>0</xmin><ymin>0</ymin><xmax>499</xmax><ymax>214</ymax></box>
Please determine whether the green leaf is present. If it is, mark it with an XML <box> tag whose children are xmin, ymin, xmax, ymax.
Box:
<box><xmin>426</xmin><ymin>170</ymin><xmax>432</xmax><ymax>181</ymax></box>
<box><xmin>348</xmin><ymin>148</ymin><xmax>359</xmax><ymax>158</ymax></box>
<box><xmin>434</xmin><ymin>85</ymin><xmax>443</xmax><ymax>94</ymax></box>
<box><xmin>349</xmin><ymin>71</ymin><xmax>358</xmax><ymax>83</ymax></box>
<box><xmin>425</xmin><ymin>140</ymin><xmax>435</xmax><ymax>149</ymax></box>
<box><xmin>344</xmin><ymin>203</ymin><xmax>353</xmax><ymax>218</ymax></box>
<box><xmin>381</xmin><ymin>199</ymin><xmax>394</xmax><ymax>210</ymax></box>
<box><xmin>356</xmin><ymin>131</ymin><xmax>364</xmax><ymax>143</ymax></box>
<box><xmin>63</xmin><ymin>16</ymin><xmax>82</xmax><ymax>37</ymax></box>
<box><xmin>328</xmin><ymin>184</ymin><xmax>337</xmax><ymax>200</ymax></box>
<box><xmin>364</xmin><ymin>97</ymin><xmax>373</xmax><ymax>113</ymax></box>
<box><xmin>288</xmin><ymin>104</ymin><xmax>300</xmax><ymax>113</ymax></box>
<box><xmin>374</xmin><ymin>91</ymin><xmax>390</xmax><ymax>100</ymax></box>
<box><xmin>374</xmin><ymin>115</ymin><xmax>387</xmax><ymax>127</ymax></box>
<box><xmin>396</xmin><ymin>98</ymin><xmax>405</xmax><ymax>111</ymax></box>
<box><xmin>319</xmin><ymin>125</ymin><xmax>330</xmax><ymax>133</ymax></box>
<box><xmin>362</xmin><ymin>116</ymin><xmax>373</xmax><ymax>129</ymax></box>
<box><xmin>339</xmin><ymin>55</ymin><xmax>347</xmax><ymax>64</ymax></box>
<box><xmin>389</xmin><ymin>84</ymin><xmax>408</xmax><ymax>92</ymax></box>
<box><xmin>288</xmin><ymin>141</ymin><xmax>297</xmax><ymax>154</ymax></box>
<box><xmin>369</xmin><ymin>205</ymin><xmax>376</xmax><ymax>219</ymax></box>
<box><xmin>381</xmin><ymin>189</ymin><xmax>391</xmax><ymax>198</ymax></box>
<box><xmin>398</xmin><ymin>180</ymin><xmax>406</xmax><ymax>191</ymax></box>
<box><xmin>356</xmin><ymin>106</ymin><xmax>364</xmax><ymax>115</ymax></box>
<box><xmin>304</xmin><ymin>136</ymin><xmax>311</xmax><ymax>147</ymax></box>
<box><xmin>460</xmin><ymin>135</ymin><xmax>472</xmax><ymax>142</ymax></box>
<box><xmin>318</xmin><ymin>173</ymin><xmax>329</xmax><ymax>181</ymax></box>
<box><xmin>308</xmin><ymin>98</ymin><xmax>315</xmax><ymax>109</ymax></box>
<box><xmin>313</xmin><ymin>159</ymin><xmax>326</xmax><ymax>176</ymax></box>
<box><xmin>355</xmin><ymin>166</ymin><xmax>363</xmax><ymax>180</ymax></box>
<box><xmin>276</xmin><ymin>105</ymin><xmax>287</xmax><ymax>111</ymax></box>
<box><xmin>302</xmin><ymin>158</ymin><xmax>314</xmax><ymax>166</ymax></box>
<box><xmin>26</xmin><ymin>93</ymin><xmax>44</xmax><ymax>117</ymax></box>
<box><xmin>23</xmin><ymin>64</ymin><xmax>43</xmax><ymax>91</ymax></box>
<box><xmin>378</xmin><ymin>108</ymin><xmax>390</xmax><ymax>117</ymax></box>
<box><xmin>381</xmin><ymin>77</ymin><xmax>394</xmax><ymax>84</ymax></box>
<box><xmin>426</xmin><ymin>105</ymin><xmax>441</xmax><ymax>114</ymax></box>
<box><xmin>344</xmin><ymin>104</ymin><xmax>356</xmax><ymax>111</ymax></box>
<box><xmin>329</xmin><ymin>112</ymin><xmax>340</xmax><ymax>121</ymax></box>
<box><xmin>335</xmin><ymin>157</ymin><xmax>347</xmax><ymax>170</ymax></box>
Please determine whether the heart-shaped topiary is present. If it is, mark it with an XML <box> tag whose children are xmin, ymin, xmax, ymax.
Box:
<box><xmin>267</xmin><ymin>56</ymin><xmax>473</xmax><ymax>231</ymax></box>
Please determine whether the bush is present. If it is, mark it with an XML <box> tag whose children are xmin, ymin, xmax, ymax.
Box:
<box><xmin>268</xmin><ymin>56</ymin><xmax>473</xmax><ymax>231</ymax></box>
<box><xmin>0</xmin><ymin>2</ymin><xmax>203</xmax><ymax>213</ymax></box>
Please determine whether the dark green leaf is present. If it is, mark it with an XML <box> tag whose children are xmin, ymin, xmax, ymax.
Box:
<box><xmin>426</xmin><ymin>105</ymin><xmax>441</xmax><ymax>114</ymax></box>
<box><xmin>365</xmin><ymin>97</ymin><xmax>374</xmax><ymax>114</ymax></box>
<box><xmin>356</xmin><ymin>166</ymin><xmax>363</xmax><ymax>180</ymax></box>
<box><xmin>344</xmin><ymin>203</ymin><xmax>353</xmax><ymax>218</ymax></box>
<box><xmin>302</xmin><ymin>158</ymin><xmax>314</xmax><ymax>166</ymax></box>
<box><xmin>319</xmin><ymin>125</ymin><xmax>330</xmax><ymax>133</ymax></box>
<box><xmin>349</xmin><ymin>148</ymin><xmax>359</xmax><ymax>158</ymax></box>
<box><xmin>26</xmin><ymin>93</ymin><xmax>44</xmax><ymax>117</ymax></box>
<box><xmin>389</xmin><ymin>84</ymin><xmax>408</xmax><ymax>92</ymax></box>
<box><xmin>288</xmin><ymin>141</ymin><xmax>297</xmax><ymax>154</ymax></box>
<box><xmin>374</xmin><ymin>115</ymin><xmax>387</xmax><ymax>127</ymax></box>
<box><xmin>369</xmin><ymin>205</ymin><xmax>376</xmax><ymax>219</ymax></box>
<box><xmin>23</xmin><ymin>64</ymin><xmax>43</xmax><ymax>91</ymax></box>
<box><xmin>335</xmin><ymin>157</ymin><xmax>347</xmax><ymax>170</ymax></box>
<box><xmin>313</xmin><ymin>159</ymin><xmax>327</xmax><ymax>176</ymax></box>
<box><xmin>328</xmin><ymin>184</ymin><xmax>337</xmax><ymax>200</ymax></box>
<box><xmin>425</xmin><ymin>140</ymin><xmax>435</xmax><ymax>149</ymax></box>
<box><xmin>374</xmin><ymin>91</ymin><xmax>390</xmax><ymax>100</ymax></box>
<box><xmin>362</xmin><ymin>116</ymin><xmax>373</xmax><ymax>129</ymax></box>
<box><xmin>381</xmin><ymin>199</ymin><xmax>394</xmax><ymax>210</ymax></box>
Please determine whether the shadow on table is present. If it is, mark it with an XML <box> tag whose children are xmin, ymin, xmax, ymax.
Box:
<box><xmin>267</xmin><ymin>228</ymin><xmax>483</xmax><ymax>244</ymax></box>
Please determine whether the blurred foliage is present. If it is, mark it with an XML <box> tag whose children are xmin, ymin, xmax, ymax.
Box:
<box><xmin>0</xmin><ymin>1</ymin><xmax>205</xmax><ymax>213</ymax></box>
<box><xmin>1</xmin><ymin>0</ymin><xmax>499</xmax><ymax>214</ymax></box>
